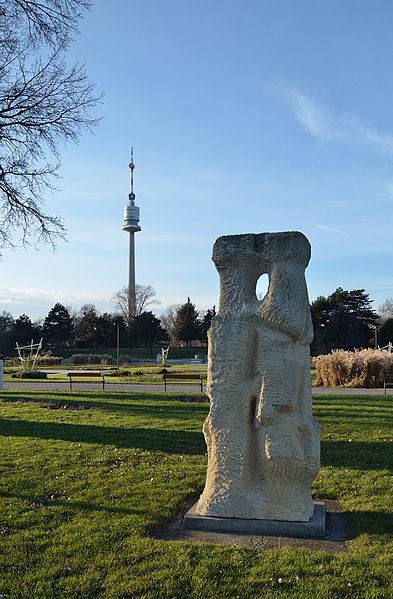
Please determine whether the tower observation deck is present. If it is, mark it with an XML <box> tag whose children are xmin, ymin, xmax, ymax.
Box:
<box><xmin>122</xmin><ymin>148</ymin><xmax>141</xmax><ymax>318</ymax></box>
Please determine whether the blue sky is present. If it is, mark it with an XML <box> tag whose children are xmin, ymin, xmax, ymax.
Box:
<box><xmin>1</xmin><ymin>0</ymin><xmax>393</xmax><ymax>320</ymax></box>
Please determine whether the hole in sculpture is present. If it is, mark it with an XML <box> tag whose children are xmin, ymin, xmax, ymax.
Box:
<box><xmin>256</xmin><ymin>273</ymin><xmax>269</xmax><ymax>301</ymax></box>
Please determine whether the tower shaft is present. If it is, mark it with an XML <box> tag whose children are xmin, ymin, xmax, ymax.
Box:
<box><xmin>128</xmin><ymin>232</ymin><xmax>136</xmax><ymax>317</ymax></box>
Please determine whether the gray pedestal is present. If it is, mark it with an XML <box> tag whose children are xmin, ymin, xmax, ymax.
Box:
<box><xmin>184</xmin><ymin>501</ymin><xmax>326</xmax><ymax>539</ymax></box>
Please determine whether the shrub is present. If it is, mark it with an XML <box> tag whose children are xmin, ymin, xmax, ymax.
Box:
<box><xmin>12</xmin><ymin>370</ymin><xmax>48</xmax><ymax>379</ymax></box>
<box><xmin>96</xmin><ymin>355</ymin><xmax>115</xmax><ymax>365</ymax></box>
<box><xmin>119</xmin><ymin>355</ymin><xmax>133</xmax><ymax>365</ymax></box>
<box><xmin>69</xmin><ymin>354</ymin><xmax>115</xmax><ymax>365</ymax></box>
<box><xmin>105</xmin><ymin>369</ymin><xmax>131</xmax><ymax>378</ymax></box>
<box><xmin>314</xmin><ymin>349</ymin><xmax>393</xmax><ymax>388</ymax></box>
<box><xmin>36</xmin><ymin>355</ymin><xmax>63</xmax><ymax>365</ymax></box>
<box><xmin>69</xmin><ymin>354</ymin><xmax>88</xmax><ymax>365</ymax></box>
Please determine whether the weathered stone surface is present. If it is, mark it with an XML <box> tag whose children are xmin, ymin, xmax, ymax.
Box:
<box><xmin>185</xmin><ymin>501</ymin><xmax>326</xmax><ymax>538</ymax></box>
<box><xmin>195</xmin><ymin>232</ymin><xmax>320</xmax><ymax>522</ymax></box>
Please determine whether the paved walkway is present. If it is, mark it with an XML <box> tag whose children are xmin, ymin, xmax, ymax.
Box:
<box><xmin>2</xmin><ymin>381</ymin><xmax>392</xmax><ymax>395</ymax></box>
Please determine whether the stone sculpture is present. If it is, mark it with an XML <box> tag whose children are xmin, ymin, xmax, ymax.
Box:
<box><xmin>195</xmin><ymin>232</ymin><xmax>320</xmax><ymax>522</ymax></box>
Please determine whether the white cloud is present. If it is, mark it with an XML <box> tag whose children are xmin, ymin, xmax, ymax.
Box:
<box><xmin>0</xmin><ymin>286</ymin><xmax>113</xmax><ymax>306</ymax></box>
<box><xmin>279</xmin><ymin>83</ymin><xmax>393</xmax><ymax>154</ymax></box>
<box><xmin>289</xmin><ymin>90</ymin><xmax>343</xmax><ymax>141</ymax></box>
<box><xmin>361</xmin><ymin>129</ymin><xmax>393</xmax><ymax>154</ymax></box>
<box><xmin>315</xmin><ymin>224</ymin><xmax>351</xmax><ymax>237</ymax></box>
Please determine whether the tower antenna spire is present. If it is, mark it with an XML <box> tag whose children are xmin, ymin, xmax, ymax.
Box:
<box><xmin>129</xmin><ymin>146</ymin><xmax>135</xmax><ymax>195</ymax></box>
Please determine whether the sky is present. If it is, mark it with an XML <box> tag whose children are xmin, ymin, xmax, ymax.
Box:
<box><xmin>1</xmin><ymin>0</ymin><xmax>393</xmax><ymax>321</ymax></box>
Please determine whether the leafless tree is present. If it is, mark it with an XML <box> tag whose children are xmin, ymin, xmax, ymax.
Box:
<box><xmin>159</xmin><ymin>304</ymin><xmax>181</xmax><ymax>343</ymax></box>
<box><xmin>0</xmin><ymin>0</ymin><xmax>100</xmax><ymax>252</ymax></box>
<box><xmin>65</xmin><ymin>304</ymin><xmax>80</xmax><ymax>328</ymax></box>
<box><xmin>379</xmin><ymin>298</ymin><xmax>393</xmax><ymax>321</ymax></box>
<box><xmin>112</xmin><ymin>284</ymin><xmax>159</xmax><ymax>325</ymax></box>
<box><xmin>5</xmin><ymin>1</ymin><xmax>91</xmax><ymax>45</ymax></box>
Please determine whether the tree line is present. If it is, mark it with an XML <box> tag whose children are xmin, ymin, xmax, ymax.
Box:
<box><xmin>0</xmin><ymin>298</ymin><xmax>216</xmax><ymax>356</ymax></box>
<box><xmin>1</xmin><ymin>288</ymin><xmax>393</xmax><ymax>357</ymax></box>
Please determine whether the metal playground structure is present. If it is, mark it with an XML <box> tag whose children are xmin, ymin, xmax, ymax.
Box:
<box><xmin>15</xmin><ymin>338</ymin><xmax>43</xmax><ymax>371</ymax></box>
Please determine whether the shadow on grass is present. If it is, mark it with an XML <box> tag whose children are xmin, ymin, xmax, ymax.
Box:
<box><xmin>321</xmin><ymin>440</ymin><xmax>393</xmax><ymax>471</ymax></box>
<box><xmin>0</xmin><ymin>391</ymin><xmax>209</xmax><ymax>419</ymax></box>
<box><xmin>346</xmin><ymin>509</ymin><xmax>393</xmax><ymax>538</ymax></box>
<box><xmin>0</xmin><ymin>418</ymin><xmax>205</xmax><ymax>455</ymax></box>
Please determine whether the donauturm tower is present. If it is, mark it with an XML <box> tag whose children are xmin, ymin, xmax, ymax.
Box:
<box><xmin>122</xmin><ymin>148</ymin><xmax>141</xmax><ymax>318</ymax></box>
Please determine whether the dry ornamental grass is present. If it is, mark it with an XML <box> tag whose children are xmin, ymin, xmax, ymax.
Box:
<box><xmin>314</xmin><ymin>349</ymin><xmax>393</xmax><ymax>387</ymax></box>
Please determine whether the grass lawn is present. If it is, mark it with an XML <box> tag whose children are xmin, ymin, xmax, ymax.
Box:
<box><xmin>3</xmin><ymin>364</ymin><xmax>208</xmax><ymax>385</ymax></box>
<box><xmin>4</xmin><ymin>366</ymin><xmax>327</xmax><ymax>387</ymax></box>
<box><xmin>0</xmin><ymin>390</ymin><xmax>392</xmax><ymax>598</ymax></box>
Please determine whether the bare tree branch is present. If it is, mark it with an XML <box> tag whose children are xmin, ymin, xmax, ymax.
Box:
<box><xmin>0</xmin><ymin>0</ymin><xmax>101</xmax><ymax>252</ymax></box>
<box><xmin>160</xmin><ymin>304</ymin><xmax>181</xmax><ymax>343</ymax></box>
<box><xmin>379</xmin><ymin>298</ymin><xmax>393</xmax><ymax>321</ymax></box>
<box><xmin>112</xmin><ymin>285</ymin><xmax>160</xmax><ymax>326</ymax></box>
<box><xmin>11</xmin><ymin>0</ymin><xmax>91</xmax><ymax>46</ymax></box>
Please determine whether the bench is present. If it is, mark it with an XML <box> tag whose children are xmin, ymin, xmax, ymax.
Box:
<box><xmin>384</xmin><ymin>374</ymin><xmax>393</xmax><ymax>395</ymax></box>
<box><xmin>67</xmin><ymin>372</ymin><xmax>105</xmax><ymax>391</ymax></box>
<box><xmin>163</xmin><ymin>373</ymin><xmax>205</xmax><ymax>393</ymax></box>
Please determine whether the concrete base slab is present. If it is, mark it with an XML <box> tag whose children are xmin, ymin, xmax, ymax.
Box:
<box><xmin>184</xmin><ymin>501</ymin><xmax>326</xmax><ymax>539</ymax></box>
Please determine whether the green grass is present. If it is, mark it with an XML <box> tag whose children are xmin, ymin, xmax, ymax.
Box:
<box><xmin>104</xmin><ymin>364</ymin><xmax>208</xmax><ymax>385</ymax></box>
<box><xmin>0</xmin><ymin>390</ymin><xmax>392</xmax><ymax>598</ymax></box>
<box><xmin>4</xmin><ymin>364</ymin><xmax>208</xmax><ymax>385</ymax></box>
<box><xmin>5</xmin><ymin>366</ymin><xmax>326</xmax><ymax>387</ymax></box>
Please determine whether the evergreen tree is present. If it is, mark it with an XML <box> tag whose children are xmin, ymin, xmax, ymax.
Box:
<box><xmin>173</xmin><ymin>298</ymin><xmax>200</xmax><ymax>347</ymax></box>
<box><xmin>199</xmin><ymin>306</ymin><xmax>216</xmax><ymax>343</ymax></box>
<box><xmin>113</xmin><ymin>315</ymin><xmax>128</xmax><ymax>348</ymax></box>
<box><xmin>43</xmin><ymin>303</ymin><xmax>74</xmax><ymax>348</ymax></box>
<box><xmin>74</xmin><ymin>304</ymin><xmax>99</xmax><ymax>348</ymax></box>
<box><xmin>0</xmin><ymin>311</ymin><xmax>15</xmax><ymax>355</ymax></box>
<box><xmin>94</xmin><ymin>313</ymin><xmax>127</xmax><ymax>348</ymax></box>
<box><xmin>380</xmin><ymin>318</ymin><xmax>393</xmax><ymax>347</ymax></box>
<box><xmin>130</xmin><ymin>312</ymin><xmax>169</xmax><ymax>349</ymax></box>
<box><xmin>329</xmin><ymin>288</ymin><xmax>378</xmax><ymax>320</ymax></box>
<box><xmin>311</xmin><ymin>288</ymin><xmax>379</xmax><ymax>355</ymax></box>
<box><xmin>13</xmin><ymin>314</ymin><xmax>35</xmax><ymax>345</ymax></box>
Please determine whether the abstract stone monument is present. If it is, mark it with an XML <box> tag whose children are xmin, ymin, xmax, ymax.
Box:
<box><xmin>186</xmin><ymin>232</ymin><xmax>322</xmax><ymax>532</ymax></box>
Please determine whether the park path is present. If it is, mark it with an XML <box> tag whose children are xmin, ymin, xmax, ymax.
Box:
<box><xmin>2</xmin><ymin>381</ymin><xmax>392</xmax><ymax>395</ymax></box>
